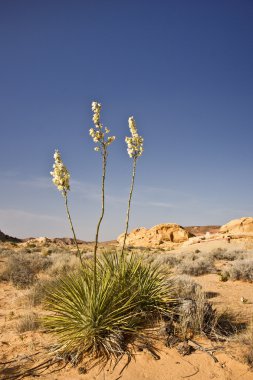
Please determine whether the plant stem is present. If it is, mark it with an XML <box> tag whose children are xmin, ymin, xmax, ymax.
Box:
<box><xmin>93</xmin><ymin>146</ymin><xmax>107</xmax><ymax>292</ymax></box>
<box><xmin>121</xmin><ymin>157</ymin><xmax>137</xmax><ymax>256</ymax></box>
<box><xmin>64</xmin><ymin>192</ymin><xmax>84</xmax><ymax>267</ymax></box>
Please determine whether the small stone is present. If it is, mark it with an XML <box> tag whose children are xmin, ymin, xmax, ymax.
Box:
<box><xmin>78</xmin><ymin>366</ymin><xmax>87</xmax><ymax>374</ymax></box>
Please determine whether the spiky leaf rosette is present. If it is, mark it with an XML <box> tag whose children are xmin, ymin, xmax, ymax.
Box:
<box><xmin>43</xmin><ymin>253</ymin><xmax>174</xmax><ymax>362</ymax></box>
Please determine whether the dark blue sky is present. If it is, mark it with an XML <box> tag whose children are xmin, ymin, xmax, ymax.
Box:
<box><xmin>0</xmin><ymin>0</ymin><xmax>253</xmax><ymax>239</ymax></box>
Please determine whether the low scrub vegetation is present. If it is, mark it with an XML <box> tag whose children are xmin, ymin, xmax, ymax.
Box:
<box><xmin>168</xmin><ymin>276</ymin><xmax>244</xmax><ymax>340</ymax></box>
<box><xmin>17</xmin><ymin>313</ymin><xmax>40</xmax><ymax>333</ymax></box>
<box><xmin>238</xmin><ymin>324</ymin><xmax>253</xmax><ymax>368</ymax></box>
<box><xmin>229</xmin><ymin>259</ymin><xmax>253</xmax><ymax>282</ymax></box>
<box><xmin>153</xmin><ymin>253</ymin><xmax>180</xmax><ymax>268</ymax></box>
<box><xmin>0</xmin><ymin>253</ymin><xmax>52</xmax><ymax>288</ymax></box>
<box><xmin>27</xmin><ymin>278</ymin><xmax>58</xmax><ymax>307</ymax></box>
<box><xmin>176</xmin><ymin>254</ymin><xmax>215</xmax><ymax>276</ymax></box>
<box><xmin>46</xmin><ymin>252</ymin><xmax>82</xmax><ymax>276</ymax></box>
<box><xmin>212</xmin><ymin>248</ymin><xmax>246</xmax><ymax>261</ymax></box>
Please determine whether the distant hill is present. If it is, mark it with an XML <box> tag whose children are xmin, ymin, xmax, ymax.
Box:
<box><xmin>185</xmin><ymin>225</ymin><xmax>220</xmax><ymax>236</ymax></box>
<box><xmin>0</xmin><ymin>230</ymin><xmax>22</xmax><ymax>243</ymax></box>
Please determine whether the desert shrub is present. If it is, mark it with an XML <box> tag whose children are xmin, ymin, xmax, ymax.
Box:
<box><xmin>41</xmin><ymin>247</ymin><xmax>53</xmax><ymax>256</ymax></box>
<box><xmin>176</xmin><ymin>255</ymin><xmax>215</xmax><ymax>276</ymax></box>
<box><xmin>43</xmin><ymin>253</ymin><xmax>175</xmax><ymax>362</ymax></box>
<box><xmin>46</xmin><ymin>252</ymin><xmax>83</xmax><ymax>276</ymax></box>
<box><xmin>237</xmin><ymin>323</ymin><xmax>253</xmax><ymax>368</ymax></box>
<box><xmin>171</xmin><ymin>275</ymin><xmax>201</xmax><ymax>299</ymax></box>
<box><xmin>141</xmin><ymin>251</ymin><xmax>156</xmax><ymax>264</ymax></box>
<box><xmin>219</xmin><ymin>271</ymin><xmax>230</xmax><ymax>282</ymax></box>
<box><xmin>17</xmin><ymin>313</ymin><xmax>40</xmax><ymax>333</ymax></box>
<box><xmin>0</xmin><ymin>248</ymin><xmax>14</xmax><ymax>258</ymax></box>
<box><xmin>170</xmin><ymin>276</ymin><xmax>215</xmax><ymax>338</ymax></box>
<box><xmin>0</xmin><ymin>253</ymin><xmax>52</xmax><ymax>288</ymax></box>
<box><xmin>229</xmin><ymin>259</ymin><xmax>253</xmax><ymax>282</ymax></box>
<box><xmin>153</xmin><ymin>253</ymin><xmax>180</xmax><ymax>268</ymax></box>
<box><xmin>46</xmin><ymin>245</ymin><xmax>69</xmax><ymax>255</ymax></box>
<box><xmin>211</xmin><ymin>248</ymin><xmax>227</xmax><ymax>259</ymax></box>
<box><xmin>167</xmin><ymin>275</ymin><xmax>244</xmax><ymax>340</ymax></box>
<box><xmin>212</xmin><ymin>248</ymin><xmax>245</xmax><ymax>261</ymax></box>
<box><xmin>27</xmin><ymin>243</ymin><xmax>37</xmax><ymax>248</ymax></box>
<box><xmin>27</xmin><ymin>278</ymin><xmax>58</xmax><ymax>306</ymax></box>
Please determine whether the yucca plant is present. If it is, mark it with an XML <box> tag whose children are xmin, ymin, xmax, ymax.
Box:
<box><xmin>46</xmin><ymin>104</ymin><xmax>175</xmax><ymax>366</ymax></box>
<box><xmin>43</xmin><ymin>253</ymin><xmax>174</xmax><ymax>363</ymax></box>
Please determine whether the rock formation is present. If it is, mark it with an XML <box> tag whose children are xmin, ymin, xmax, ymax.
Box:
<box><xmin>220</xmin><ymin>217</ymin><xmax>253</xmax><ymax>235</ymax></box>
<box><xmin>117</xmin><ymin>223</ymin><xmax>194</xmax><ymax>248</ymax></box>
<box><xmin>185</xmin><ymin>225</ymin><xmax>220</xmax><ymax>236</ymax></box>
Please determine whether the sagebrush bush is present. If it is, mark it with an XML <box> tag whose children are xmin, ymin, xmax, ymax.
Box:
<box><xmin>46</xmin><ymin>252</ymin><xmax>86</xmax><ymax>276</ymax></box>
<box><xmin>169</xmin><ymin>275</ymin><xmax>243</xmax><ymax>340</ymax></box>
<box><xmin>229</xmin><ymin>259</ymin><xmax>253</xmax><ymax>282</ymax></box>
<box><xmin>171</xmin><ymin>275</ymin><xmax>201</xmax><ymax>299</ymax></box>
<box><xmin>153</xmin><ymin>253</ymin><xmax>180</xmax><ymax>268</ymax></box>
<box><xmin>43</xmin><ymin>253</ymin><xmax>174</xmax><ymax>362</ymax></box>
<box><xmin>212</xmin><ymin>248</ymin><xmax>245</xmax><ymax>261</ymax></box>
<box><xmin>0</xmin><ymin>253</ymin><xmax>52</xmax><ymax>288</ymax></box>
<box><xmin>177</xmin><ymin>255</ymin><xmax>215</xmax><ymax>276</ymax></box>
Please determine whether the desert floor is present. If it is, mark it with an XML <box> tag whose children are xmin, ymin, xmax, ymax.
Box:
<box><xmin>1</xmin><ymin>238</ymin><xmax>253</xmax><ymax>380</ymax></box>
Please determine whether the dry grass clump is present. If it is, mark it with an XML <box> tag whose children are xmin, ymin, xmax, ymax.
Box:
<box><xmin>16</xmin><ymin>313</ymin><xmax>40</xmax><ymax>333</ymax></box>
<box><xmin>228</xmin><ymin>259</ymin><xmax>253</xmax><ymax>282</ymax></box>
<box><xmin>176</xmin><ymin>253</ymin><xmax>215</xmax><ymax>276</ymax></box>
<box><xmin>0</xmin><ymin>253</ymin><xmax>52</xmax><ymax>288</ymax></box>
<box><xmin>168</xmin><ymin>275</ymin><xmax>243</xmax><ymax>340</ymax></box>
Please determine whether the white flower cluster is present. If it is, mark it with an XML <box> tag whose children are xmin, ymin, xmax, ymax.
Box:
<box><xmin>91</xmin><ymin>101</ymin><xmax>101</xmax><ymax>125</ymax></box>
<box><xmin>125</xmin><ymin>116</ymin><xmax>144</xmax><ymax>158</ymax></box>
<box><xmin>89</xmin><ymin>102</ymin><xmax>115</xmax><ymax>152</ymax></box>
<box><xmin>50</xmin><ymin>150</ymin><xmax>70</xmax><ymax>194</ymax></box>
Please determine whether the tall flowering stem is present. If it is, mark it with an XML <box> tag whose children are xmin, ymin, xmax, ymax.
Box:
<box><xmin>121</xmin><ymin>117</ymin><xmax>144</xmax><ymax>256</ymax></box>
<box><xmin>50</xmin><ymin>150</ymin><xmax>84</xmax><ymax>267</ymax></box>
<box><xmin>89</xmin><ymin>102</ymin><xmax>115</xmax><ymax>290</ymax></box>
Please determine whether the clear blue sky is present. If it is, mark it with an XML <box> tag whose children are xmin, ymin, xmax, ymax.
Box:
<box><xmin>0</xmin><ymin>0</ymin><xmax>252</xmax><ymax>240</ymax></box>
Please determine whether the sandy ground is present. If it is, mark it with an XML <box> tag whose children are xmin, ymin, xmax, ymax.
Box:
<box><xmin>1</xmin><ymin>238</ymin><xmax>253</xmax><ymax>379</ymax></box>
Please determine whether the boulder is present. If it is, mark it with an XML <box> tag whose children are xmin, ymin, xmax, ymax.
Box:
<box><xmin>220</xmin><ymin>217</ymin><xmax>253</xmax><ymax>235</ymax></box>
<box><xmin>117</xmin><ymin>223</ymin><xmax>194</xmax><ymax>248</ymax></box>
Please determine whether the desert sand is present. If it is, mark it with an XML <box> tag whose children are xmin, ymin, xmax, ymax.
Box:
<box><xmin>1</xmin><ymin>219</ymin><xmax>253</xmax><ymax>379</ymax></box>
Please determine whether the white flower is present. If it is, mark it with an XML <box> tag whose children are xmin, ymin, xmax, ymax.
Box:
<box><xmin>50</xmin><ymin>150</ymin><xmax>70</xmax><ymax>194</ymax></box>
<box><xmin>89</xmin><ymin>101</ymin><xmax>116</xmax><ymax>149</ymax></box>
<box><xmin>125</xmin><ymin>117</ymin><xmax>143</xmax><ymax>158</ymax></box>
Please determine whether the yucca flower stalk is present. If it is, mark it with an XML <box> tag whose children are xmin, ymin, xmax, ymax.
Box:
<box><xmin>50</xmin><ymin>150</ymin><xmax>84</xmax><ymax>267</ymax></box>
<box><xmin>89</xmin><ymin>102</ymin><xmax>115</xmax><ymax>289</ymax></box>
<box><xmin>121</xmin><ymin>117</ymin><xmax>144</xmax><ymax>255</ymax></box>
